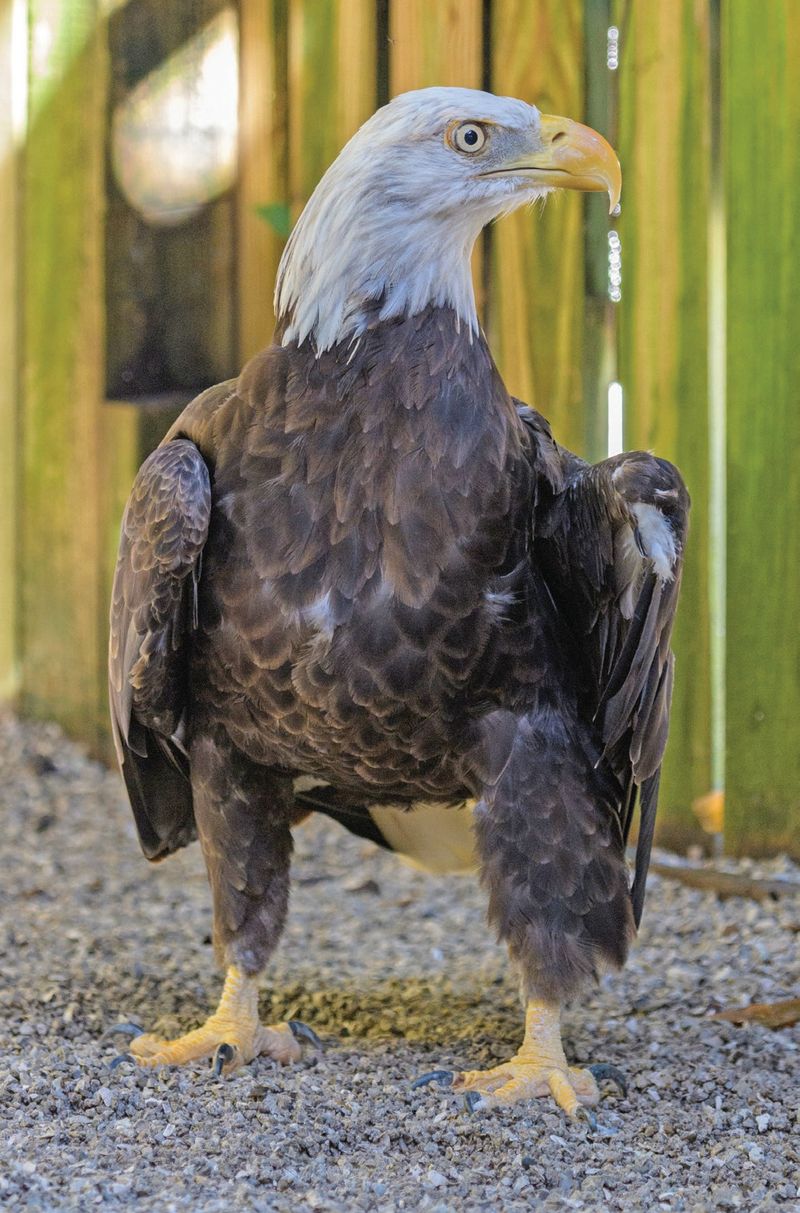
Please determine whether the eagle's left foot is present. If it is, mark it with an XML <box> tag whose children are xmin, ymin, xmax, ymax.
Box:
<box><xmin>456</xmin><ymin>1059</ymin><xmax>603</xmax><ymax>1120</ymax></box>
<box><xmin>413</xmin><ymin>1001</ymin><xmax>625</xmax><ymax>1123</ymax></box>
<box><xmin>109</xmin><ymin>966</ymin><xmax>319</xmax><ymax>1075</ymax></box>
<box><xmin>414</xmin><ymin>1059</ymin><xmax>601</xmax><ymax>1120</ymax></box>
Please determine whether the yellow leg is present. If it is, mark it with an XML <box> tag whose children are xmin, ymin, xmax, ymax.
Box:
<box><xmin>414</xmin><ymin>1000</ymin><xmax>626</xmax><ymax>1121</ymax></box>
<box><xmin>118</xmin><ymin>966</ymin><xmax>316</xmax><ymax>1075</ymax></box>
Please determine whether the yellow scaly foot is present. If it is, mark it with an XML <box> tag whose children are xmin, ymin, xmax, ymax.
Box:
<box><xmin>413</xmin><ymin>1000</ymin><xmax>626</xmax><ymax>1125</ymax></box>
<box><xmin>107</xmin><ymin>966</ymin><xmax>320</xmax><ymax>1076</ymax></box>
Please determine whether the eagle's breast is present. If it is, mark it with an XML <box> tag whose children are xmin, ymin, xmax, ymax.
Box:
<box><xmin>191</xmin><ymin>305</ymin><xmax>534</xmax><ymax>795</ymax></box>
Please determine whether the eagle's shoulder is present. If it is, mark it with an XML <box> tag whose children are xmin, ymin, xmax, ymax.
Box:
<box><xmin>513</xmin><ymin>399</ymin><xmax>568</xmax><ymax>496</ymax></box>
<box><xmin>237</xmin><ymin>341</ymin><xmax>292</xmax><ymax>409</ymax></box>
<box><xmin>163</xmin><ymin>344</ymin><xmax>293</xmax><ymax>467</ymax></box>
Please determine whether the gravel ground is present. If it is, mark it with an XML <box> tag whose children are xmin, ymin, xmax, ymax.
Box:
<box><xmin>1</xmin><ymin>710</ymin><xmax>798</xmax><ymax>1212</ymax></box>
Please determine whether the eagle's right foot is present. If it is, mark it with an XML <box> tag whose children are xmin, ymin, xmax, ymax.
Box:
<box><xmin>108</xmin><ymin>966</ymin><xmax>320</xmax><ymax>1075</ymax></box>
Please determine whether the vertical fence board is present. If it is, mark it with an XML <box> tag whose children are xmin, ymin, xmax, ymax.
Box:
<box><xmin>617</xmin><ymin>0</ymin><xmax>712</xmax><ymax>848</ymax></box>
<box><xmin>105</xmin><ymin>1</ymin><xmax>238</xmax><ymax>397</ymax></box>
<box><xmin>724</xmin><ymin>2</ymin><xmax>800</xmax><ymax>855</ymax></box>
<box><xmin>239</xmin><ymin>0</ymin><xmax>288</xmax><ymax>360</ymax></box>
<box><xmin>388</xmin><ymin>0</ymin><xmax>482</xmax><ymax>94</ymax></box>
<box><xmin>20</xmin><ymin>0</ymin><xmax>107</xmax><ymax>741</ymax></box>
<box><xmin>288</xmin><ymin>0</ymin><xmax>376</xmax><ymax>215</ymax></box>
<box><xmin>334</xmin><ymin>0</ymin><xmax>378</xmax><ymax>141</ymax></box>
<box><xmin>582</xmin><ymin>0</ymin><xmax>615</xmax><ymax>465</ymax></box>
<box><xmin>489</xmin><ymin>0</ymin><xmax>587</xmax><ymax>455</ymax></box>
<box><xmin>0</xmin><ymin>0</ymin><xmax>21</xmax><ymax>702</ymax></box>
<box><xmin>388</xmin><ymin>0</ymin><xmax>484</xmax><ymax>311</ymax></box>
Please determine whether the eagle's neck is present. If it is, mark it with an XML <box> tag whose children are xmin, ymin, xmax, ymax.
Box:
<box><xmin>274</xmin><ymin>173</ymin><xmax>485</xmax><ymax>354</ymax></box>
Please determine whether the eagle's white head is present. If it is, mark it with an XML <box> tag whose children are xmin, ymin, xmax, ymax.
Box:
<box><xmin>275</xmin><ymin>87</ymin><xmax>620</xmax><ymax>353</ymax></box>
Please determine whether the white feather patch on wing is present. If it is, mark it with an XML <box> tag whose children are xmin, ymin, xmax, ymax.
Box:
<box><xmin>615</xmin><ymin>522</ymin><xmax>645</xmax><ymax>619</ymax></box>
<box><xmin>370</xmin><ymin>800</ymin><xmax>478</xmax><ymax>875</ymax></box>
<box><xmin>631</xmin><ymin>502</ymin><xmax>677</xmax><ymax>581</ymax></box>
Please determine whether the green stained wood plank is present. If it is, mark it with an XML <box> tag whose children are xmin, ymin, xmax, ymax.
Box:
<box><xmin>239</xmin><ymin>0</ymin><xmax>288</xmax><ymax>359</ymax></box>
<box><xmin>489</xmin><ymin>0</ymin><xmax>587</xmax><ymax>456</ymax></box>
<box><xmin>724</xmin><ymin>2</ymin><xmax>800</xmax><ymax>856</ymax></box>
<box><xmin>616</xmin><ymin>0</ymin><xmax>713</xmax><ymax>849</ymax></box>
<box><xmin>0</xmin><ymin>0</ymin><xmax>21</xmax><ymax>702</ymax></box>
<box><xmin>21</xmin><ymin>0</ymin><xmax>107</xmax><ymax>741</ymax></box>
<box><xmin>288</xmin><ymin>0</ymin><xmax>377</xmax><ymax>212</ymax></box>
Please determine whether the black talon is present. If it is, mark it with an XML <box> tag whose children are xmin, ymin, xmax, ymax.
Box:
<box><xmin>463</xmin><ymin>1090</ymin><xmax>484</xmax><ymax>1114</ymax></box>
<box><xmin>109</xmin><ymin>1053</ymin><xmax>133</xmax><ymax>1070</ymax></box>
<box><xmin>410</xmin><ymin>1069</ymin><xmax>454</xmax><ymax>1091</ymax></box>
<box><xmin>587</xmin><ymin>1063</ymin><xmax>628</xmax><ymax>1098</ymax></box>
<box><xmin>575</xmin><ymin>1105</ymin><xmax>597</xmax><ymax>1131</ymax></box>
<box><xmin>213</xmin><ymin>1042</ymin><xmax>236</xmax><ymax>1078</ymax></box>
<box><xmin>288</xmin><ymin>1020</ymin><xmax>321</xmax><ymax>1049</ymax></box>
<box><xmin>103</xmin><ymin>1022</ymin><xmax>144</xmax><ymax>1039</ymax></box>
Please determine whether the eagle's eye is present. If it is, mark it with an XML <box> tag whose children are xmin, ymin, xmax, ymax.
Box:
<box><xmin>448</xmin><ymin>122</ymin><xmax>487</xmax><ymax>154</ymax></box>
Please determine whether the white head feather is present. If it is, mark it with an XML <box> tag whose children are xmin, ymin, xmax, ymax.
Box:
<box><xmin>275</xmin><ymin>87</ymin><xmax>548</xmax><ymax>353</ymax></box>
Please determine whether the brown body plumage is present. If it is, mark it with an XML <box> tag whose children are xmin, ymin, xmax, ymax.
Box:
<box><xmin>110</xmin><ymin>303</ymin><xmax>687</xmax><ymax>1001</ymax></box>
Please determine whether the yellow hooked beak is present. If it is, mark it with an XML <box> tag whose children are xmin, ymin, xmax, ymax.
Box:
<box><xmin>487</xmin><ymin>113</ymin><xmax>622</xmax><ymax>213</ymax></box>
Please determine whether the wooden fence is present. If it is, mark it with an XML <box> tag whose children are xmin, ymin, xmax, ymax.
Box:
<box><xmin>0</xmin><ymin>0</ymin><xmax>797</xmax><ymax>856</ymax></box>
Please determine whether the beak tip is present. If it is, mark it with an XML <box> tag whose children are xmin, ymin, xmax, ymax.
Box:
<box><xmin>537</xmin><ymin>113</ymin><xmax>622</xmax><ymax>214</ymax></box>
<box><xmin>608</xmin><ymin>160</ymin><xmax>622</xmax><ymax>215</ymax></box>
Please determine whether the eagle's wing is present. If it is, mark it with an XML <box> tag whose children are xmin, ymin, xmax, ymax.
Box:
<box><xmin>109</xmin><ymin>438</ymin><xmax>211</xmax><ymax>860</ymax></box>
<box><xmin>522</xmin><ymin>408</ymin><xmax>690</xmax><ymax>925</ymax></box>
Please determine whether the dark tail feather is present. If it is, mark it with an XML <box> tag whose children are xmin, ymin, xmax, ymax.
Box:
<box><xmin>294</xmin><ymin>788</ymin><xmax>392</xmax><ymax>851</ymax></box>
<box><xmin>630</xmin><ymin>769</ymin><xmax>660</xmax><ymax>927</ymax></box>
<box><xmin>120</xmin><ymin>726</ymin><xmax>196</xmax><ymax>861</ymax></box>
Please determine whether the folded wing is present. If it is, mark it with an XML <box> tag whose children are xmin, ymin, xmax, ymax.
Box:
<box><xmin>525</xmin><ymin>410</ymin><xmax>690</xmax><ymax>925</ymax></box>
<box><xmin>109</xmin><ymin>439</ymin><xmax>212</xmax><ymax>859</ymax></box>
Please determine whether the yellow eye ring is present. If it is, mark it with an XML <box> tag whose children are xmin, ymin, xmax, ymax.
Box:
<box><xmin>448</xmin><ymin>122</ymin><xmax>487</xmax><ymax>154</ymax></box>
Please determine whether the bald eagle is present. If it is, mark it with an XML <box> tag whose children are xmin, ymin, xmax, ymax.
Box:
<box><xmin>109</xmin><ymin>88</ymin><xmax>688</xmax><ymax>1122</ymax></box>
